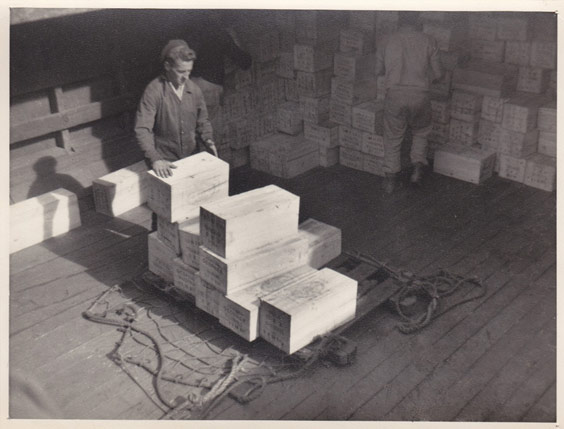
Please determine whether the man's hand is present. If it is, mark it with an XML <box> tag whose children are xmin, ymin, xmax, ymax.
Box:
<box><xmin>152</xmin><ymin>160</ymin><xmax>177</xmax><ymax>178</ymax></box>
<box><xmin>205</xmin><ymin>139</ymin><xmax>218</xmax><ymax>157</ymax></box>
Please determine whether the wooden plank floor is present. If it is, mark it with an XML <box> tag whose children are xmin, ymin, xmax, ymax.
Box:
<box><xmin>9</xmin><ymin>164</ymin><xmax>556</xmax><ymax>421</ymax></box>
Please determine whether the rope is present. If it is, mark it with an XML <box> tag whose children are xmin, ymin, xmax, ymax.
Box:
<box><xmin>344</xmin><ymin>251</ymin><xmax>487</xmax><ymax>334</ymax></box>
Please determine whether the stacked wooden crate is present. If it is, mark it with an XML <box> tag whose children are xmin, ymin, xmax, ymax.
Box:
<box><xmin>198</xmin><ymin>184</ymin><xmax>350</xmax><ymax>353</ymax></box>
<box><xmin>146</xmin><ymin>152</ymin><xmax>230</xmax><ymax>289</ymax></box>
<box><xmin>433</xmin><ymin>12</ymin><xmax>556</xmax><ymax>189</ymax></box>
<box><xmin>144</xmin><ymin>152</ymin><xmax>351</xmax><ymax>353</ymax></box>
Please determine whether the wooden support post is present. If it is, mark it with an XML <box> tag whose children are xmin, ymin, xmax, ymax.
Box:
<box><xmin>49</xmin><ymin>87</ymin><xmax>74</xmax><ymax>153</ymax></box>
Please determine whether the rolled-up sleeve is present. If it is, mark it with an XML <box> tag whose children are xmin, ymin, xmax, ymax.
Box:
<box><xmin>134</xmin><ymin>84</ymin><xmax>162</xmax><ymax>164</ymax></box>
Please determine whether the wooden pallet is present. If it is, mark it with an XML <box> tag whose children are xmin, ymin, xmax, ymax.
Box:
<box><xmin>140</xmin><ymin>249</ymin><xmax>400</xmax><ymax>361</ymax></box>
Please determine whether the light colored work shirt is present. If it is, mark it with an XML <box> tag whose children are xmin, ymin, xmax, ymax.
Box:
<box><xmin>376</xmin><ymin>25</ymin><xmax>442</xmax><ymax>92</ymax></box>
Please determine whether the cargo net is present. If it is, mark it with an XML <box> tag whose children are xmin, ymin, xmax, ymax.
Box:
<box><xmin>82</xmin><ymin>276</ymin><xmax>341</xmax><ymax>420</ymax></box>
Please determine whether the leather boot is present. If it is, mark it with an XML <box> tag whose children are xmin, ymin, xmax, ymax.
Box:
<box><xmin>383</xmin><ymin>172</ymin><xmax>399</xmax><ymax>194</ymax></box>
<box><xmin>410</xmin><ymin>162</ymin><xmax>424</xmax><ymax>185</ymax></box>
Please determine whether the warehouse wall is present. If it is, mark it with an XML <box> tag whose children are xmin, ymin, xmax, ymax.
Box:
<box><xmin>9</xmin><ymin>10</ymin><xmax>557</xmax><ymax>204</ymax></box>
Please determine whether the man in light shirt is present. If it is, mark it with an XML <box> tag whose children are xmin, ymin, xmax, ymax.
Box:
<box><xmin>135</xmin><ymin>39</ymin><xmax>217</xmax><ymax>231</ymax></box>
<box><xmin>135</xmin><ymin>39</ymin><xmax>217</xmax><ymax>180</ymax></box>
<box><xmin>376</xmin><ymin>11</ymin><xmax>443</xmax><ymax>193</ymax></box>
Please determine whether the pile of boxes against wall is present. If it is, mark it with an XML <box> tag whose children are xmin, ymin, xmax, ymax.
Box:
<box><xmin>428</xmin><ymin>12</ymin><xmax>556</xmax><ymax>190</ymax></box>
<box><xmin>144</xmin><ymin>152</ymin><xmax>355</xmax><ymax>354</ymax></box>
<box><xmin>214</xmin><ymin>11</ymin><xmax>555</xmax><ymax>191</ymax></box>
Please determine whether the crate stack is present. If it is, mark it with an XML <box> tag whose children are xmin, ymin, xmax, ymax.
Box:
<box><xmin>145</xmin><ymin>152</ymin><xmax>353</xmax><ymax>354</ymax></box>
<box><xmin>197</xmin><ymin>184</ymin><xmax>352</xmax><ymax>354</ymax></box>
<box><xmin>433</xmin><ymin>12</ymin><xmax>556</xmax><ymax>190</ymax></box>
<box><xmin>146</xmin><ymin>153</ymin><xmax>230</xmax><ymax>294</ymax></box>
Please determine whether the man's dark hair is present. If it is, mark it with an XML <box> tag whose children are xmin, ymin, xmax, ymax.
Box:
<box><xmin>165</xmin><ymin>46</ymin><xmax>197</xmax><ymax>65</ymax></box>
<box><xmin>398</xmin><ymin>11</ymin><xmax>421</xmax><ymax>28</ymax></box>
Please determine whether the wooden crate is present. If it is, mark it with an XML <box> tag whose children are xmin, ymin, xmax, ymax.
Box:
<box><xmin>284</xmin><ymin>78</ymin><xmax>299</xmax><ymax>102</ymax></box>
<box><xmin>299</xmin><ymin>95</ymin><xmax>330</xmax><ymax>124</ymax></box>
<box><xmin>470</xmin><ymin>39</ymin><xmax>505</xmax><ymax>63</ymax></box>
<box><xmin>452</xmin><ymin>60</ymin><xmax>518</xmax><ymax>98</ymax></box>
<box><xmin>333</xmin><ymin>53</ymin><xmax>376</xmax><ymax>82</ymax></box>
<box><xmin>146</xmin><ymin>152</ymin><xmax>229</xmax><ymax>223</ymax></box>
<box><xmin>199</xmin><ymin>233</ymin><xmax>309</xmax><ymax>295</ymax></box>
<box><xmin>538</xmin><ymin>131</ymin><xmax>556</xmax><ymax>158</ymax></box>
<box><xmin>304</xmin><ymin>120</ymin><xmax>340</xmax><ymax>148</ymax></box>
<box><xmin>277</xmin><ymin>101</ymin><xmax>303</xmax><ymax>135</ymax></box>
<box><xmin>433</xmin><ymin>145</ymin><xmax>496</xmax><ymax>185</ymax></box>
<box><xmin>530</xmin><ymin>41</ymin><xmax>557</xmax><ymax>69</ymax></box>
<box><xmin>320</xmin><ymin>146</ymin><xmax>340</xmax><ymax>167</ymax></box>
<box><xmin>276</xmin><ymin>52</ymin><xmax>295</xmax><ymax>79</ymax></box>
<box><xmin>468</xmin><ymin>13</ymin><xmax>497</xmax><ymax>41</ymax></box>
<box><xmin>339</xmin><ymin>147</ymin><xmax>364</xmax><ymax>171</ymax></box>
<box><xmin>172</xmin><ymin>257</ymin><xmax>199</xmax><ymax>297</ymax></box>
<box><xmin>339</xmin><ymin>125</ymin><xmax>363</xmax><ymax>151</ymax></box>
<box><xmin>517</xmin><ymin>67</ymin><xmax>551</xmax><ymax>94</ymax></box>
<box><xmin>295</xmin><ymin>10</ymin><xmax>346</xmax><ymax>44</ymax></box>
<box><xmin>524</xmin><ymin>153</ymin><xmax>556</xmax><ymax>192</ymax></box>
<box><xmin>352</xmin><ymin>101</ymin><xmax>384</xmax><ymax>134</ymax></box>
<box><xmin>349</xmin><ymin>11</ymin><xmax>376</xmax><ymax>35</ymax></box>
<box><xmin>10</xmin><ymin>188</ymin><xmax>81</xmax><ymax>254</ymax></box>
<box><xmin>298</xmin><ymin>218</ymin><xmax>342</xmax><ymax>269</ymax></box>
<box><xmin>537</xmin><ymin>101</ymin><xmax>557</xmax><ymax>132</ymax></box>
<box><xmin>259</xmin><ymin>268</ymin><xmax>358</xmax><ymax>354</ymax></box>
<box><xmin>363</xmin><ymin>153</ymin><xmax>385</xmax><ymax>177</ymax></box>
<box><xmin>498</xmin><ymin>154</ymin><xmax>527</xmax><ymax>183</ymax></box>
<box><xmin>504</xmin><ymin>41</ymin><xmax>531</xmax><ymax>66</ymax></box>
<box><xmin>481</xmin><ymin>96</ymin><xmax>507</xmax><ymax>123</ymax></box>
<box><xmin>178</xmin><ymin>214</ymin><xmax>201</xmax><ymax>270</ymax></box>
<box><xmin>498</xmin><ymin>128</ymin><xmax>539</xmax><ymax>159</ymax></box>
<box><xmin>451</xmin><ymin>91</ymin><xmax>483</xmax><ymax>122</ymax></box>
<box><xmin>219</xmin><ymin>266</ymin><xmax>318</xmax><ymax>342</ymax></box>
<box><xmin>329</xmin><ymin>97</ymin><xmax>353</xmax><ymax>126</ymax></box>
<box><xmin>331</xmin><ymin>77</ymin><xmax>377</xmax><ymax>106</ymax></box>
<box><xmin>501</xmin><ymin>96</ymin><xmax>543</xmax><ymax>134</ymax></box>
<box><xmin>497</xmin><ymin>16</ymin><xmax>529</xmax><ymax>41</ymax></box>
<box><xmin>147</xmin><ymin>232</ymin><xmax>176</xmax><ymax>284</ymax></box>
<box><xmin>339</xmin><ymin>28</ymin><xmax>374</xmax><ymax>55</ymax></box>
<box><xmin>430</xmin><ymin>121</ymin><xmax>450</xmax><ymax>145</ymax></box>
<box><xmin>449</xmin><ymin>118</ymin><xmax>480</xmax><ymax>146</ymax></box>
<box><xmin>296</xmin><ymin>69</ymin><xmax>332</xmax><ymax>98</ymax></box>
<box><xmin>478</xmin><ymin>119</ymin><xmax>502</xmax><ymax>151</ymax></box>
<box><xmin>294</xmin><ymin>42</ymin><xmax>335</xmax><ymax>73</ymax></box>
<box><xmin>194</xmin><ymin>278</ymin><xmax>225</xmax><ymax>319</ymax></box>
<box><xmin>362</xmin><ymin>132</ymin><xmax>385</xmax><ymax>157</ymax></box>
<box><xmin>92</xmin><ymin>160</ymin><xmax>148</xmax><ymax>217</ymax></box>
<box><xmin>200</xmin><ymin>184</ymin><xmax>299</xmax><ymax>259</ymax></box>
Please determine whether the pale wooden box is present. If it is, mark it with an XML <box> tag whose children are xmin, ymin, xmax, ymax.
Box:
<box><xmin>146</xmin><ymin>152</ymin><xmax>229</xmax><ymax>223</ymax></box>
<box><xmin>199</xmin><ymin>234</ymin><xmax>309</xmax><ymax>295</ymax></box>
<box><xmin>298</xmin><ymin>218</ymin><xmax>342</xmax><ymax>269</ymax></box>
<box><xmin>10</xmin><ymin>188</ymin><xmax>81</xmax><ymax>254</ymax></box>
<box><xmin>219</xmin><ymin>266</ymin><xmax>317</xmax><ymax>342</ymax></box>
<box><xmin>92</xmin><ymin>160</ymin><xmax>148</xmax><ymax>217</ymax></box>
<box><xmin>148</xmin><ymin>232</ymin><xmax>176</xmax><ymax>283</ymax></box>
<box><xmin>259</xmin><ymin>268</ymin><xmax>358</xmax><ymax>354</ymax></box>
<box><xmin>433</xmin><ymin>145</ymin><xmax>496</xmax><ymax>185</ymax></box>
<box><xmin>524</xmin><ymin>154</ymin><xmax>556</xmax><ymax>192</ymax></box>
<box><xmin>200</xmin><ymin>184</ymin><xmax>300</xmax><ymax>259</ymax></box>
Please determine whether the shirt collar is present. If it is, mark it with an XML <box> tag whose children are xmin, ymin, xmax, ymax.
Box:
<box><xmin>159</xmin><ymin>73</ymin><xmax>194</xmax><ymax>93</ymax></box>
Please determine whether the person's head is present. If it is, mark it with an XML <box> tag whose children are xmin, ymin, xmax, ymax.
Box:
<box><xmin>398</xmin><ymin>11</ymin><xmax>421</xmax><ymax>29</ymax></box>
<box><xmin>160</xmin><ymin>40</ymin><xmax>197</xmax><ymax>88</ymax></box>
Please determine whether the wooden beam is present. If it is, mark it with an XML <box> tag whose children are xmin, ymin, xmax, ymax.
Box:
<box><xmin>10</xmin><ymin>94</ymin><xmax>136</xmax><ymax>145</ymax></box>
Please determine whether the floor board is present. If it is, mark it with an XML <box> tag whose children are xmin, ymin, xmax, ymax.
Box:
<box><xmin>9</xmin><ymin>165</ymin><xmax>556</xmax><ymax>421</ymax></box>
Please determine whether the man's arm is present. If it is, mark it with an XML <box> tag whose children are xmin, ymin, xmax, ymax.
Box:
<box><xmin>194</xmin><ymin>89</ymin><xmax>217</xmax><ymax>156</ymax></box>
<box><xmin>134</xmin><ymin>84</ymin><xmax>163</xmax><ymax>164</ymax></box>
<box><xmin>134</xmin><ymin>84</ymin><xmax>176</xmax><ymax>177</ymax></box>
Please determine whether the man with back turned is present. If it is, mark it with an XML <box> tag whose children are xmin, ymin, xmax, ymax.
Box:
<box><xmin>376</xmin><ymin>11</ymin><xmax>443</xmax><ymax>193</ymax></box>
